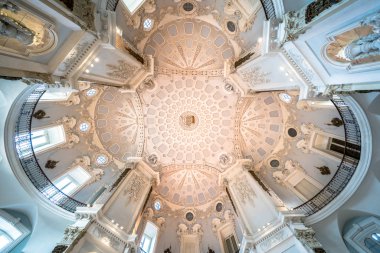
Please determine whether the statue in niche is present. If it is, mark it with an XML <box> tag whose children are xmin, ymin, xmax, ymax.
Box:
<box><xmin>0</xmin><ymin>1</ymin><xmax>19</xmax><ymax>13</ymax></box>
<box><xmin>0</xmin><ymin>15</ymin><xmax>35</xmax><ymax>45</ymax></box>
<box><xmin>344</xmin><ymin>12</ymin><xmax>380</xmax><ymax>61</ymax></box>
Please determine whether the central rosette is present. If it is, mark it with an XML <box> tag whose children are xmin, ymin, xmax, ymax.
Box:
<box><xmin>179</xmin><ymin>111</ymin><xmax>198</xmax><ymax>130</ymax></box>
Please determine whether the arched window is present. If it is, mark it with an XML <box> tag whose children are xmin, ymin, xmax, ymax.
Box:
<box><xmin>140</xmin><ymin>221</ymin><xmax>158</xmax><ymax>253</ymax></box>
<box><xmin>344</xmin><ymin>216</ymin><xmax>380</xmax><ymax>253</ymax></box>
<box><xmin>364</xmin><ymin>235</ymin><xmax>380</xmax><ymax>253</ymax></box>
<box><xmin>31</xmin><ymin>125</ymin><xmax>66</xmax><ymax>154</ymax></box>
<box><xmin>0</xmin><ymin>210</ymin><xmax>30</xmax><ymax>252</ymax></box>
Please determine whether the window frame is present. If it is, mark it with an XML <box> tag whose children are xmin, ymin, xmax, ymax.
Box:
<box><xmin>0</xmin><ymin>210</ymin><xmax>30</xmax><ymax>253</ymax></box>
<box><xmin>31</xmin><ymin>124</ymin><xmax>66</xmax><ymax>154</ymax></box>
<box><xmin>121</xmin><ymin>0</ymin><xmax>146</xmax><ymax>15</ymax></box>
<box><xmin>50</xmin><ymin>165</ymin><xmax>91</xmax><ymax>198</ymax></box>
<box><xmin>139</xmin><ymin>221</ymin><xmax>159</xmax><ymax>253</ymax></box>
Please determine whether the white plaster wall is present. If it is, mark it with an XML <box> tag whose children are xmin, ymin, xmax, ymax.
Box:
<box><xmin>311</xmin><ymin>92</ymin><xmax>380</xmax><ymax>253</ymax></box>
<box><xmin>293</xmin><ymin>0</ymin><xmax>380</xmax><ymax>87</ymax></box>
<box><xmin>0</xmin><ymin>79</ymin><xmax>71</xmax><ymax>253</ymax></box>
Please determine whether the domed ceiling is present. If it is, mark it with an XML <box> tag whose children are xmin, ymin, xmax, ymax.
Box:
<box><xmin>144</xmin><ymin>19</ymin><xmax>234</xmax><ymax>72</ymax></box>
<box><xmin>94</xmin><ymin>10</ymin><xmax>287</xmax><ymax>211</ymax></box>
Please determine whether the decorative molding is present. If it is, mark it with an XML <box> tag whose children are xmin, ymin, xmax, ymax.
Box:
<box><xmin>123</xmin><ymin>173</ymin><xmax>144</xmax><ymax>201</ymax></box>
<box><xmin>240</xmin><ymin>66</ymin><xmax>271</xmax><ymax>84</ymax></box>
<box><xmin>234</xmin><ymin>176</ymin><xmax>256</xmax><ymax>204</ymax></box>
<box><xmin>106</xmin><ymin>60</ymin><xmax>139</xmax><ymax>81</ymax></box>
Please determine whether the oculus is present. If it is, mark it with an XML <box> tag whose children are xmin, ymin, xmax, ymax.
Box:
<box><xmin>287</xmin><ymin>128</ymin><xmax>298</xmax><ymax>137</ymax></box>
<box><xmin>143</xmin><ymin>18</ymin><xmax>153</xmax><ymax>31</ymax></box>
<box><xmin>153</xmin><ymin>200</ymin><xmax>161</xmax><ymax>211</ymax></box>
<box><xmin>79</xmin><ymin>122</ymin><xmax>90</xmax><ymax>132</ymax></box>
<box><xmin>270</xmin><ymin>159</ymin><xmax>280</xmax><ymax>168</ymax></box>
<box><xmin>96</xmin><ymin>155</ymin><xmax>108</xmax><ymax>165</ymax></box>
<box><xmin>185</xmin><ymin>212</ymin><xmax>194</xmax><ymax>221</ymax></box>
<box><xmin>183</xmin><ymin>2</ymin><xmax>194</xmax><ymax>12</ymax></box>
<box><xmin>227</xmin><ymin>21</ymin><xmax>236</xmax><ymax>33</ymax></box>
<box><xmin>278</xmin><ymin>93</ymin><xmax>292</xmax><ymax>103</ymax></box>
<box><xmin>86</xmin><ymin>88</ymin><xmax>97</xmax><ymax>97</ymax></box>
<box><xmin>215</xmin><ymin>202</ymin><xmax>223</xmax><ymax>212</ymax></box>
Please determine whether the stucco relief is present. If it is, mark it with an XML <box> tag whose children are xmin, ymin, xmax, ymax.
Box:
<box><xmin>240</xmin><ymin>66</ymin><xmax>270</xmax><ymax>85</ymax></box>
<box><xmin>69</xmin><ymin>156</ymin><xmax>104</xmax><ymax>184</ymax></box>
<box><xmin>234</xmin><ymin>176</ymin><xmax>255</xmax><ymax>204</ymax></box>
<box><xmin>272</xmin><ymin>160</ymin><xmax>304</xmax><ymax>185</ymax></box>
<box><xmin>124</xmin><ymin>173</ymin><xmax>144</xmax><ymax>201</ymax></box>
<box><xmin>177</xmin><ymin>223</ymin><xmax>203</xmax><ymax>236</ymax></box>
<box><xmin>257</xmin><ymin>225</ymin><xmax>292</xmax><ymax>252</ymax></box>
<box><xmin>0</xmin><ymin>4</ymin><xmax>57</xmax><ymax>56</ymax></box>
<box><xmin>90</xmin><ymin>223</ymin><xmax>125</xmax><ymax>252</ymax></box>
<box><xmin>295</xmin><ymin>228</ymin><xmax>323</xmax><ymax>249</ymax></box>
<box><xmin>106</xmin><ymin>60</ymin><xmax>139</xmax><ymax>81</ymax></box>
<box><xmin>56</xmin><ymin>116</ymin><xmax>77</xmax><ymax>131</ymax></box>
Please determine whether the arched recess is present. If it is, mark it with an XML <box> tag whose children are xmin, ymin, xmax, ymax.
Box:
<box><xmin>305</xmin><ymin>96</ymin><xmax>372</xmax><ymax>225</ymax></box>
<box><xmin>0</xmin><ymin>209</ymin><xmax>31</xmax><ymax>252</ymax></box>
<box><xmin>0</xmin><ymin>3</ymin><xmax>58</xmax><ymax>57</ymax></box>
<box><xmin>367</xmin><ymin>94</ymin><xmax>380</xmax><ymax>116</ymax></box>
<box><xmin>343</xmin><ymin>216</ymin><xmax>380</xmax><ymax>253</ymax></box>
<box><xmin>324</xmin><ymin>25</ymin><xmax>374</xmax><ymax>66</ymax></box>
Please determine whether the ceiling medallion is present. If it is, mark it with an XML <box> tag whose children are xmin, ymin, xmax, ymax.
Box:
<box><xmin>179</xmin><ymin>111</ymin><xmax>199</xmax><ymax>131</ymax></box>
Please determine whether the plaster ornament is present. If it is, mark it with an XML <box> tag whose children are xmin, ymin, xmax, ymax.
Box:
<box><xmin>74</xmin><ymin>156</ymin><xmax>91</xmax><ymax>168</ymax></box>
<box><xmin>148</xmin><ymin>154</ymin><xmax>158</xmax><ymax>165</ymax></box>
<box><xmin>258</xmin><ymin>226</ymin><xmax>291</xmax><ymax>251</ymax></box>
<box><xmin>61</xmin><ymin>94</ymin><xmax>80</xmax><ymax>106</ymax></box>
<box><xmin>63</xmin><ymin>133</ymin><xmax>80</xmax><ymax>149</ymax></box>
<box><xmin>224</xmin><ymin>82</ymin><xmax>234</xmax><ymax>92</ymax></box>
<box><xmin>284</xmin><ymin>160</ymin><xmax>304</xmax><ymax>174</ymax></box>
<box><xmin>0</xmin><ymin>1</ymin><xmax>19</xmax><ymax>12</ymax></box>
<box><xmin>300</xmin><ymin>123</ymin><xmax>315</xmax><ymax>135</ymax></box>
<box><xmin>272</xmin><ymin>160</ymin><xmax>304</xmax><ymax>184</ymax></box>
<box><xmin>91</xmin><ymin>225</ymin><xmax>124</xmax><ymax>252</ymax></box>
<box><xmin>362</xmin><ymin>11</ymin><xmax>380</xmax><ymax>33</ymax></box>
<box><xmin>56</xmin><ymin>116</ymin><xmax>77</xmax><ymax>130</ymax></box>
<box><xmin>235</xmin><ymin>176</ymin><xmax>255</xmax><ymax>204</ymax></box>
<box><xmin>272</xmin><ymin>170</ymin><xmax>287</xmax><ymax>184</ymax></box>
<box><xmin>177</xmin><ymin>223</ymin><xmax>188</xmax><ymax>235</ymax></box>
<box><xmin>77</xmin><ymin>81</ymin><xmax>91</xmax><ymax>91</ymax></box>
<box><xmin>192</xmin><ymin>224</ymin><xmax>203</xmax><ymax>235</ymax></box>
<box><xmin>0</xmin><ymin>15</ymin><xmax>34</xmax><ymax>45</ymax></box>
<box><xmin>219</xmin><ymin>154</ymin><xmax>228</xmax><ymax>165</ymax></box>
<box><xmin>124</xmin><ymin>174</ymin><xmax>144</xmax><ymax>201</ymax></box>
<box><xmin>294</xmin><ymin>228</ymin><xmax>323</xmax><ymax>249</ymax></box>
<box><xmin>63</xmin><ymin>226</ymin><xmax>81</xmax><ymax>244</ymax></box>
<box><xmin>240</xmin><ymin>66</ymin><xmax>270</xmax><ymax>85</ymax></box>
<box><xmin>107</xmin><ymin>60</ymin><xmax>138</xmax><ymax>81</ymax></box>
<box><xmin>296</xmin><ymin>139</ymin><xmax>310</xmax><ymax>154</ymax></box>
<box><xmin>143</xmin><ymin>0</ymin><xmax>156</xmax><ymax>13</ymax></box>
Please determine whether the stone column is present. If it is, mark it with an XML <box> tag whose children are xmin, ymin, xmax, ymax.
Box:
<box><xmin>52</xmin><ymin>204</ymin><xmax>103</xmax><ymax>253</ymax></box>
<box><xmin>220</xmin><ymin>160</ymin><xmax>281</xmax><ymax>239</ymax></box>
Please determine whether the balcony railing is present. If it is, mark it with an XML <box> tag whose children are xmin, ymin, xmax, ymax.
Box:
<box><xmin>294</xmin><ymin>95</ymin><xmax>361</xmax><ymax>216</ymax></box>
<box><xmin>13</xmin><ymin>84</ymin><xmax>86</xmax><ymax>213</ymax></box>
<box><xmin>260</xmin><ymin>0</ymin><xmax>276</xmax><ymax>20</ymax></box>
